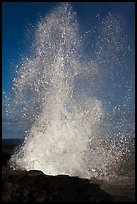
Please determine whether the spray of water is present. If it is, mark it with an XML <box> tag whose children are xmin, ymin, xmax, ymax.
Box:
<box><xmin>7</xmin><ymin>3</ymin><xmax>134</xmax><ymax>180</ymax></box>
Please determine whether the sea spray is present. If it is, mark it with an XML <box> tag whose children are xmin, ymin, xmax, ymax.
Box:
<box><xmin>7</xmin><ymin>3</ymin><xmax>134</xmax><ymax>180</ymax></box>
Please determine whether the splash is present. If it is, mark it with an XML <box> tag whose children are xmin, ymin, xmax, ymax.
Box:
<box><xmin>7</xmin><ymin>3</ymin><xmax>134</xmax><ymax>180</ymax></box>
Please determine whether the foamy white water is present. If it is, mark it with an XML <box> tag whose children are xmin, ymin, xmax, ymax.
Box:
<box><xmin>7</xmin><ymin>3</ymin><xmax>134</xmax><ymax>180</ymax></box>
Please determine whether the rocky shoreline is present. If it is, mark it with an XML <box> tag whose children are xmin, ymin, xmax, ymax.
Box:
<box><xmin>3</xmin><ymin>168</ymin><xmax>114</xmax><ymax>202</ymax></box>
<box><xmin>2</xmin><ymin>146</ymin><xmax>135</xmax><ymax>202</ymax></box>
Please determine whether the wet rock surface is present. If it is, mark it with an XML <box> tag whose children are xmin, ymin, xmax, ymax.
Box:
<box><xmin>2</xmin><ymin>168</ymin><xmax>113</xmax><ymax>202</ymax></box>
<box><xmin>2</xmin><ymin>146</ymin><xmax>135</xmax><ymax>202</ymax></box>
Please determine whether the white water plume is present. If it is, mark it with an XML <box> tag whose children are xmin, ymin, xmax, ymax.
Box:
<box><xmin>8</xmin><ymin>3</ymin><xmax>134</xmax><ymax>180</ymax></box>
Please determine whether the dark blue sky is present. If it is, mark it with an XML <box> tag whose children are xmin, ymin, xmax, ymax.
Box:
<box><xmin>2</xmin><ymin>2</ymin><xmax>135</xmax><ymax>92</ymax></box>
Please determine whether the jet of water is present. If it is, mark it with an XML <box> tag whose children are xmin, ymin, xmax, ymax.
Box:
<box><xmin>7</xmin><ymin>3</ymin><xmax>134</xmax><ymax>181</ymax></box>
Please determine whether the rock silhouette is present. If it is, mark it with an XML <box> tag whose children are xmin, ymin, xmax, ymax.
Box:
<box><xmin>2</xmin><ymin>168</ymin><xmax>113</xmax><ymax>202</ymax></box>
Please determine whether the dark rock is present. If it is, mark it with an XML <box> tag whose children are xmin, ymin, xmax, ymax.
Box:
<box><xmin>23</xmin><ymin>189</ymin><xmax>29</xmax><ymax>197</ymax></box>
<box><xmin>27</xmin><ymin>170</ymin><xmax>44</xmax><ymax>176</ymax></box>
<box><xmin>35</xmin><ymin>191</ymin><xmax>47</xmax><ymax>202</ymax></box>
<box><xmin>2</xmin><ymin>169</ymin><xmax>113</xmax><ymax>202</ymax></box>
<box><xmin>2</xmin><ymin>182</ymin><xmax>13</xmax><ymax>202</ymax></box>
<box><xmin>2</xmin><ymin>167</ymin><xmax>13</xmax><ymax>178</ymax></box>
<box><xmin>2</xmin><ymin>147</ymin><xmax>135</xmax><ymax>202</ymax></box>
<box><xmin>3</xmin><ymin>181</ymin><xmax>13</xmax><ymax>192</ymax></box>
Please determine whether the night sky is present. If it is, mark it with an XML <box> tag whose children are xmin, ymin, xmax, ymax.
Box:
<box><xmin>2</xmin><ymin>2</ymin><xmax>135</xmax><ymax>138</ymax></box>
